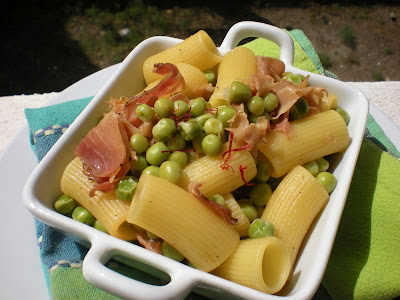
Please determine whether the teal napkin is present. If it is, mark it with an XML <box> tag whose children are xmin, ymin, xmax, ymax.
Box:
<box><xmin>25</xmin><ymin>29</ymin><xmax>400</xmax><ymax>299</ymax></box>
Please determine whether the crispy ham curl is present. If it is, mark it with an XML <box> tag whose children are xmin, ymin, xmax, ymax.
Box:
<box><xmin>120</xmin><ymin>63</ymin><xmax>185</xmax><ymax>127</ymax></box>
<box><xmin>74</xmin><ymin>111</ymin><xmax>133</xmax><ymax>196</ymax></box>
<box><xmin>226</xmin><ymin>104</ymin><xmax>269</xmax><ymax>151</ymax></box>
<box><xmin>256</xmin><ymin>56</ymin><xmax>285</xmax><ymax>81</ymax></box>
<box><xmin>188</xmin><ymin>182</ymin><xmax>237</xmax><ymax>225</ymax></box>
<box><xmin>75</xmin><ymin>63</ymin><xmax>185</xmax><ymax>195</ymax></box>
<box><xmin>135</xmin><ymin>231</ymin><xmax>162</xmax><ymax>254</ymax></box>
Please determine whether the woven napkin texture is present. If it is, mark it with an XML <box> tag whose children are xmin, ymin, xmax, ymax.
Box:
<box><xmin>25</xmin><ymin>30</ymin><xmax>400</xmax><ymax>300</ymax></box>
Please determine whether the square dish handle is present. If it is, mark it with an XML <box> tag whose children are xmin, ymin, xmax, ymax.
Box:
<box><xmin>83</xmin><ymin>237</ymin><xmax>199</xmax><ymax>300</ymax></box>
<box><xmin>219</xmin><ymin>21</ymin><xmax>294</xmax><ymax>66</ymax></box>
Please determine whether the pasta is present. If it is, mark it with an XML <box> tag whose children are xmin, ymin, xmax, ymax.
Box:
<box><xmin>142</xmin><ymin>30</ymin><xmax>221</xmax><ymax>85</ymax></box>
<box><xmin>261</xmin><ymin>165</ymin><xmax>329</xmax><ymax>269</ymax></box>
<box><xmin>126</xmin><ymin>174</ymin><xmax>240</xmax><ymax>272</ymax></box>
<box><xmin>257</xmin><ymin>110</ymin><xmax>350</xmax><ymax>178</ymax></box>
<box><xmin>223</xmin><ymin>193</ymin><xmax>250</xmax><ymax>237</ymax></box>
<box><xmin>141</xmin><ymin>63</ymin><xmax>209</xmax><ymax>99</ymax></box>
<box><xmin>179</xmin><ymin>146</ymin><xmax>257</xmax><ymax>198</ymax></box>
<box><xmin>55</xmin><ymin>29</ymin><xmax>352</xmax><ymax>296</ymax></box>
<box><xmin>208</xmin><ymin>46</ymin><xmax>257</xmax><ymax>107</ymax></box>
<box><xmin>212</xmin><ymin>237</ymin><xmax>291</xmax><ymax>294</ymax></box>
<box><xmin>60</xmin><ymin>157</ymin><xmax>138</xmax><ymax>241</ymax></box>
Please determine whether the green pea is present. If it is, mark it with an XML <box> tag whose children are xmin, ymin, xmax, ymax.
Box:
<box><xmin>173</xmin><ymin>100</ymin><xmax>189</xmax><ymax>117</ymax></box>
<box><xmin>210</xmin><ymin>194</ymin><xmax>225</xmax><ymax>206</ymax></box>
<box><xmin>316</xmin><ymin>172</ymin><xmax>337</xmax><ymax>194</ymax></box>
<box><xmin>94</xmin><ymin>220</ymin><xmax>108</xmax><ymax>234</ymax></box>
<box><xmin>204</xmin><ymin>118</ymin><xmax>224</xmax><ymax>135</ymax></box>
<box><xmin>166</xmin><ymin>132</ymin><xmax>186</xmax><ymax>151</ymax></box>
<box><xmin>248</xmin><ymin>218</ymin><xmax>275</xmax><ymax>239</ymax></box>
<box><xmin>254</xmin><ymin>160</ymin><xmax>270</xmax><ymax>183</ymax></box>
<box><xmin>335</xmin><ymin>107</ymin><xmax>350</xmax><ymax>125</ymax></box>
<box><xmin>178</xmin><ymin>119</ymin><xmax>202</xmax><ymax>141</ymax></box>
<box><xmin>159</xmin><ymin>161</ymin><xmax>182</xmax><ymax>184</ymax></box>
<box><xmin>168</xmin><ymin>151</ymin><xmax>188</xmax><ymax>168</ymax></box>
<box><xmin>248</xmin><ymin>113</ymin><xmax>259</xmax><ymax>124</ymax></box>
<box><xmin>54</xmin><ymin>194</ymin><xmax>76</xmax><ymax>215</ymax></box>
<box><xmin>255</xmin><ymin>205</ymin><xmax>265</xmax><ymax>219</ymax></box>
<box><xmin>303</xmin><ymin>160</ymin><xmax>319</xmax><ymax>176</ymax></box>
<box><xmin>267</xmin><ymin>176</ymin><xmax>283</xmax><ymax>191</ymax></box>
<box><xmin>202</xmin><ymin>134</ymin><xmax>222</xmax><ymax>157</ymax></box>
<box><xmin>216</xmin><ymin>105</ymin><xmax>236</xmax><ymax>127</ymax></box>
<box><xmin>189</xmin><ymin>97</ymin><xmax>207</xmax><ymax>117</ymax></box>
<box><xmin>130</xmin><ymin>154</ymin><xmax>148</xmax><ymax>176</ymax></box>
<box><xmin>289</xmin><ymin>97</ymin><xmax>309</xmax><ymax>121</ymax></box>
<box><xmin>115</xmin><ymin>176</ymin><xmax>138</xmax><ymax>201</ymax></box>
<box><xmin>146</xmin><ymin>142</ymin><xmax>170</xmax><ymax>166</ymax></box>
<box><xmin>154</xmin><ymin>98</ymin><xmax>174</xmax><ymax>118</ymax></box>
<box><xmin>152</xmin><ymin>118</ymin><xmax>177</xmax><ymax>142</ymax></box>
<box><xmin>229</xmin><ymin>81</ymin><xmax>252</xmax><ymax>103</ymax></box>
<box><xmin>263</xmin><ymin>93</ymin><xmax>279</xmax><ymax>112</ymax></box>
<box><xmin>130</xmin><ymin>133</ymin><xmax>149</xmax><ymax>154</ymax></box>
<box><xmin>72</xmin><ymin>206</ymin><xmax>95</xmax><ymax>226</ymax></box>
<box><xmin>196</xmin><ymin>113</ymin><xmax>215</xmax><ymax>126</ymax></box>
<box><xmin>238</xmin><ymin>199</ymin><xmax>257</xmax><ymax>222</ymax></box>
<box><xmin>141</xmin><ymin>165</ymin><xmax>160</xmax><ymax>177</ymax></box>
<box><xmin>247</xmin><ymin>96</ymin><xmax>265</xmax><ymax>116</ymax></box>
<box><xmin>316</xmin><ymin>158</ymin><xmax>329</xmax><ymax>173</ymax></box>
<box><xmin>161</xmin><ymin>241</ymin><xmax>184</xmax><ymax>262</ymax></box>
<box><xmin>187</xmin><ymin>150</ymin><xmax>198</xmax><ymax>163</ymax></box>
<box><xmin>147</xmin><ymin>231</ymin><xmax>159</xmax><ymax>239</ymax></box>
<box><xmin>249</xmin><ymin>183</ymin><xmax>272</xmax><ymax>207</ymax></box>
<box><xmin>203</xmin><ymin>69</ymin><xmax>217</xmax><ymax>85</ymax></box>
<box><xmin>283</xmin><ymin>73</ymin><xmax>305</xmax><ymax>85</ymax></box>
<box><xmin>136</xmin><ymin>104</ymin><xmax>153</xmax><ymax>122</ymax></box>
<box><xmin>192</xmin><ymin>132</ymin><xmax>206</xmax><ymax>154</ymax></box>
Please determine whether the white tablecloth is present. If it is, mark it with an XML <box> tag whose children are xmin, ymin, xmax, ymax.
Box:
<box><xmin>1</xmin><ymin>82</ymin><xmax>400</xmax><ymax>154</ymax></box>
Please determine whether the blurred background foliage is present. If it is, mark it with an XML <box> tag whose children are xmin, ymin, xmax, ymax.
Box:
<box><xmin>1</xmin><ymin>0</ymin><xmax>399</xmax><ymax>95</ymax></box>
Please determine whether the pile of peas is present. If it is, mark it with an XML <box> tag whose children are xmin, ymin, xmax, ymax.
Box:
<box><xmin>54</xmin><ymin>70</ymin><xmax>349</xmax><ymax>260</ymax></box>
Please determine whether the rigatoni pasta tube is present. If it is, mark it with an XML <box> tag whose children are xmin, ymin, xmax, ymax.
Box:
<box><xmin>261</xmin><ymin>165</ymin><xmax>329</xmax><ymax>268</ymax></box>
<box><xmin>141</xmin><ymin>63</ymin><xmax>208</xmax><ymax>99</ymax></box>
<box><xmin>223</xmin><ymin>193</ymin><xmax>250</xmax><ymax>237</ymax></box>
<box><xmin>179</xmin><ymin>147</ymin><xmax>257</xmax><ymax>198</ymax></box>
<box><xmin>126</xmin><ymin>174</ymin><xmax>239</xmax><ymax>272</ymax></box>
<box><xmin>143</xmin><ymin>30</ymin><xmax>221</xmax><ymax>85</ymax></box>
<box><xmin>209</xmin><ymin>47</ymin><xmax>257</xmax><ymax>107</ymax></box>
<box><xmin>60</xmin><ymin>157</ymin><xmax>138</xmax><ymax>241</ymax></box>
<box><xmin>257</xmin><ymin>110</ymin><xmax>349</xmax><ymax>178</ymax></box>
<box><xmin>212</xmin><ymin>237</ymin><xmax>291</xmax><ymax>294</ymax></box>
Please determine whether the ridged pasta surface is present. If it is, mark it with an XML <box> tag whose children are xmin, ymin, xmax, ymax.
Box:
<box><xmin>258</xmin><ymin>110</ymin><xmax>349</xmax><ymax>178</ymax></box>
<box><xmin>261</xmin><ymin>165</ymin><xmax>329</xmax><ymax>268</ymax></box>
<box><xmin>127</xmin><ymin>174</ymin><xmax>239</xmax><ymax>272</ymax></box>
<box><xmin>60</xmin><ymin>157</ymin><xmax>137</xmax><ymax>240</ymax></box>
<box><xmin>143</xmin><ymin>30</ymin><xmax>221</xmax><ymax>85</ymax></box>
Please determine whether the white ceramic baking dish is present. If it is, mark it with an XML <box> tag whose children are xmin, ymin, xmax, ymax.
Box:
<box><xmin>23</xmin><ymin>21</ymin><xmax>368</xmax><ymax>300</ymax></box>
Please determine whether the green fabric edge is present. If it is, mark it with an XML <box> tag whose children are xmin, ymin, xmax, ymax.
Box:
<box><xmin>366</xmin><ymin>114</ymin><xmax>400</xmax><ymax>158</ymax></box>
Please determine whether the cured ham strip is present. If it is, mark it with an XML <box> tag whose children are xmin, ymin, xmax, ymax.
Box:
<box><xmin>255</xmin><ymin>56</ymin><xmax>285</xmax><ymax>80</ymax></box>
<box><xmin>121</xmin><ymin>63</ymin><xmax>185</xmax><ymax>127</ymax></box>
<box><xmin>74</xmin><ymin>111</ymin><xmax>133</xmax><ymax>196</ymax></box>
<box><xmin>75</xmin><ymin>111</ymin><xmax>127</xmax><ymax>179</ymax></box>
<box><xmin>226</xmin><ymin>104</ymin><xmax>269</xmax><ymax>151</ymax></box>
<box><xmin>135</xmin><ymin>232</ymin><xmax>162</xmax><ymax>254</ymax></box>
<box><xmin>273</xmin><ymin>85</ymin><xmax>303</xmax><ymax>120</ymax></box>
<box><xmin>302</xmin><ymin>86</ymin><xmax>326</xmax><ymax>110</ymax></box>
<box><xmin>188</xmin><ymin>182</ymin><xmax>237</xmax><ymax>225</ymax></box>
<box><xmin>251</xmin><ymin>74</ymin><xmax>275</xmax><ymax>96</ymax></box>
<box><xmin>271</xmin><ymin>113</ymin><xmax>293</xmax><ymax>138</ymax></box>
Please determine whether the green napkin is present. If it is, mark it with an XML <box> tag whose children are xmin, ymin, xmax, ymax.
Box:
<box><xmin>322</xmin><ymin>139</ymin><xmax>400</xmax><ymax>300</ymax></box>
<box><xmin>25</xmin><ymin>29</ymin><xmax>400</xmax><ymax>300</ymax></box>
